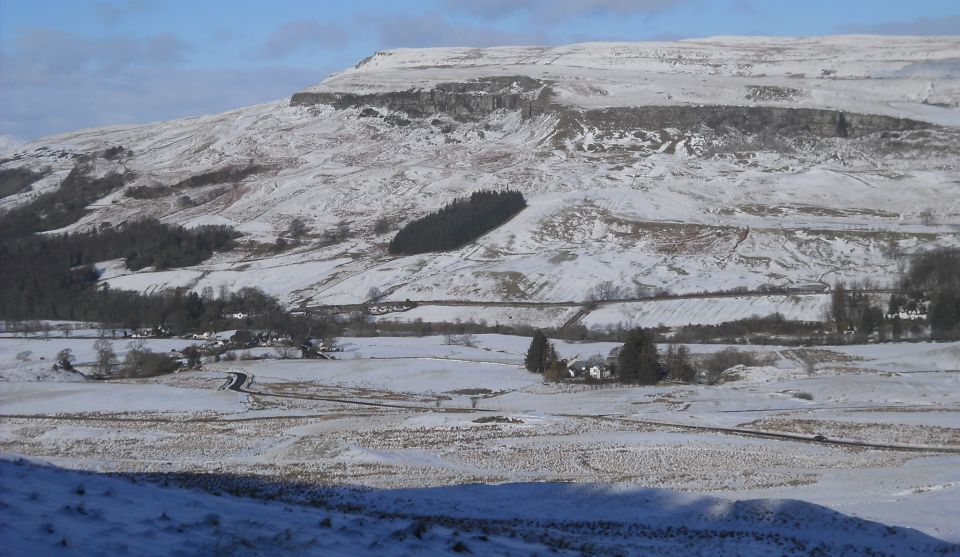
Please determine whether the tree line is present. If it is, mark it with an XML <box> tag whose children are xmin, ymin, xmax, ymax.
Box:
<box><xmin>897</xmin><ymin>247</ymin><xmax>960</xmax><ymax>340</ymax></box>
<box><xmin>0</xmin><ymin>164</ymin><xmax>126</xmax><ymax>237</ymax></box>
<box><xmin>388</xmin><ymin>189</ymin><xmax>526</xmax><ymax>255</ymax></box>
<box><xmin>0</xmin><ymin>217</ymin><xmax>236</xmax><ymax>323</ymax></box>
<box><xmin>0</xmin><ymin>167</ymin><xmax>49</xmax><ymax>199</ymax></box>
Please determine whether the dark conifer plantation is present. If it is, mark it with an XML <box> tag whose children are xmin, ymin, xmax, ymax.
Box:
<box><xmin>388</xmin><ymin>190</ymin><xmax>526</xmax><ymax>255</ymax></box>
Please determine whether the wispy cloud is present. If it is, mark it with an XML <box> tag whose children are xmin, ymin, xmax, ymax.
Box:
<box><xmin>375</xmin><ymin>13</ymin><xmax>547</xmax><ymax>48</ymax></box>
<box><xmin>0</xmin><ymin>28</ymin><xmax>320</xmax><ymax>139</ymax></box>
<box><xmin>837</xmin><ymin>14</ymin><xmax>960</xmax><ymax>36</ymax></box>
<box><xmin>0</xmin><ymin>64</ymin><xmax>320</xmax><ymax>140</ymax></box>
<box><xmin>8</xmin><ymin>28</ymin><xmax>188</xmax><ymax>81</ymax></box>
<box><xmin>258</xmin><ymin>19</ymin><xmax>349</xmax><ymax>60</ymax></box>
<box><xmin>93</xmin><ymin>0</ymin><xmax>157</xmax><ymax>25</ymax></box>
<box><xmin>446</xmin><ymin>0</ymin><xmax>688</xmax><ymax>20</ymax></box>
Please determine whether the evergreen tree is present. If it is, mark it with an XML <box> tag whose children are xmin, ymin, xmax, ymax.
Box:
<box><xmin>525</xmin><ymin>329</ymin><xmax>548</xmax><ymax>373</ymax></box>
<box><xmin>617</xmin><ymin>327</ymin><xmax>659</xmax><ymax>385</ymax></box>
<box><xmin>929</xmin><ymin>289</ymin><xmax>960</xmax><ymax>340</ymax></box>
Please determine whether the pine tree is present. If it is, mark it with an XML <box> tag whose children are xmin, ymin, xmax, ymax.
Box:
<box><xmin>830</xmin><ymin>282</ymin><xmax>848</xmax><ymax>331</ymax></box>
<box><xmin>525</xmin><ymin>329</ymin><xmax>548</xmax><ymax>373</ymax></box>
<box><xmin>929</xmin><ymin>289</ymin><xmax>960</xmax><ymax>340</ymax></box>
<box><xmin>617</xmin><ymin>327</ymin><xmax>659</xmax><ymax>384</ymax></box>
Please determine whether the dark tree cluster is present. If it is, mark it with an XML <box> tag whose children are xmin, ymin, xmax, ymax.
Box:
<box><xmin>670</xmin><ymin>313</ymin><xmax>821</xmax><ymax>344</ymax></box>
<box><xmin>388</xmin><ymin>190</ymin><xmax>526</xmax><ymax>255</ymax></box>
<box><xmin>0</xmin><ymin>219</ymin><xmax>236</xmax><ymax>323</ymax></box>
<box><xmin>901</xmin><ymin>248</ymin><xmax>960</xmax><ymax>292</ymax></box>
<box><xmin>125</xmin><ymin>185</ymin><xmax>175</xmax><ymax>199</ymax></box>
<box><xmin>617</xmin><ymin>327</ymin><xmax>659</xmax><ymax>384</ymax></box>
<box><xmin>0</xmin><ymin>164</ymin><xmax>126</xmax><ymax>237</ymax></box>
<box><xmin>898</xmin><ymin>248</ymin><xmax>960</xmax><ymax>339</ymax></box>
<box><xmin>830</xmin><ymin>283</ymin><xmax>884</xmax><ymax>338</ymax></box>
<box><xmin>0</xmin><ymin>167</ymin><xmax>49</xmax><ymax>199</ymax></box>
<box><xmin>172</xmin><ymin>164</ymin><xmax>266</xmax><ymax>190</ymax></box>
<box><xmin>124</xmin><ymin>164</ymin><xmax>265</xmax><ymax>201</ymax></box>
<box><xmin>524</xmin><ymin>329</ymin><xmax>567</xmax><ymax>381</ymax></box>
<box><xmin>76</xmin><ymin>145</ymin><xmax>132</xmax><ymax>163</ymax></box>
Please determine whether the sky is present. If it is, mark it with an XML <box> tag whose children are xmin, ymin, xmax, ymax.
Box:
<box><xmin>0</xmin><ymin>0</ymin><xmax>957</xmax><ymax>141</ymax></box>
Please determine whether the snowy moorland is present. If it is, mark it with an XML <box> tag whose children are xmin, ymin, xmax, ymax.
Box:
<box><xmin>2</xmin><ymin>333</ymin><xmax>959</xmax><ymax>554</ymax></box>
<box><xmin>1</xmin><ymin>37</ymin><xmax>958</xmax><ymax>327</ymax></box>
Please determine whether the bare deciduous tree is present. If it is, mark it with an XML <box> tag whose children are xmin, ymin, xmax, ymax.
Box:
<box><xmin>93</xmin><ymin>339</ymin><xmax>116</xmax><ymax>376</ymax></box>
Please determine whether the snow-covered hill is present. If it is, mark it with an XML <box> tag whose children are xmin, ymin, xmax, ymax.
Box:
<box><xmin>3</xmin><ymin>36</ymin><xmax>959</xmax><ymax>324</ymax></box>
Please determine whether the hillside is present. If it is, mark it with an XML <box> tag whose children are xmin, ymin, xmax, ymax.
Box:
<box><xmin>7</xmin><ymin>456</ymin><xmax>957</xmax><ymax>556</ymax></box>
<box><xmin>2</xmin><ymin>36</ymin><xmax>958</xmax><ymax>326</ymax></box>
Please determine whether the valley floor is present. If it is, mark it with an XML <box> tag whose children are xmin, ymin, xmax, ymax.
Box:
<box><xmin>2</xmin><ymin>334</ymin><xmax>959</xmax><ymax>554</ymax></box>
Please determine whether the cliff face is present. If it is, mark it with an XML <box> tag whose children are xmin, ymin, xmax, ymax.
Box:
<box><xmin>292</xmin><ymin>81</ymin><xmax>932</xmax><ymax>139</ymax></box>
<box><xmin>291</xmin><ymin>76</ymin><xmax>553</xmax><ymax>121</ymax></box>
<box><xmin>577</xmin><ymin>105</ymin><xmax>930</xmax><ymax>138</ymax></box>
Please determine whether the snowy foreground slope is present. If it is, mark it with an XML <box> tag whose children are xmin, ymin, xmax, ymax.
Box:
<box><xmin>3</xmin><ymin>457</ymin><xmax>958</xmax><ymax>556</ymax></box>
<box><xmin>3</xmin><ymin>36</ymin><xmax>960</xmax><ymax>325</ymax></box>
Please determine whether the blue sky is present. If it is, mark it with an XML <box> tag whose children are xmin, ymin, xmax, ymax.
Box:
<box><xmin>1</xmin><ymin>0</ymin><xmax>957</xmax><ymax>140</ymax></box>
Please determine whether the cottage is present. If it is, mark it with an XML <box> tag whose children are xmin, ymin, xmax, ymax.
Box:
<box><xmin>567</xmin><ymin>355</ymin><xmax>613</xmax><ymax>380</ymax></box>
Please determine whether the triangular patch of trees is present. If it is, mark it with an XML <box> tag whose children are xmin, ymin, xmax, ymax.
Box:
<box><xmin>389</xmin><ymin>189</ymin><xmax>526</xmax><ymax>255</ymax></box>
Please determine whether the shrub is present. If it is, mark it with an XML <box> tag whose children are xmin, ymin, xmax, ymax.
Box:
<box><xmin>120</xmin><ymin>341</ymin><xmax>179</xmax><ymax>377</ymax></box>
<box><xmin>700</xmin><ymin>348</ymin><xmax>773</xmax><ymax>385</ymax></box>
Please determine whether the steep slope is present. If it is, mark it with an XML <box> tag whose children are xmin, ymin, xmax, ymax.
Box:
<box><xmin>2</xmin><ymin>37</ymin><xmax>958</xmax><ymax>322</ymax></box>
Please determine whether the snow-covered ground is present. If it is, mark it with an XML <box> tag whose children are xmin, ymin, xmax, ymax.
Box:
<box><xmin>582</xmin><ymin>293</ymin><xmax>831</xmax><ymax>328</ymax></box>
<box><xmin>311</xmin><ymin>37</ymin><xmax>960</xmax><ymax>126</ymax></box>
<box><xmin>5</xmin><ymin>456</ymin><xmax>957</xmax><ymax>557</ymax></box>
<box><xmin>2</xmin><ymin>334</ymin><xmax>959</xmax><ymax>549</ymax></box>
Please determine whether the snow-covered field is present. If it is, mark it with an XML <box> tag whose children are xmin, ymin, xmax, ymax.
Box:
<box><xmin>373</xmin><ymin>304</ymin><xmax>579</xmax><ymax>329</ymax></box>
<box><xmin>582</xmin><ymin>293</ymin><xmax>831</xmax><ymax>328</ymax></box>
<box><xmin>2</xmin><ymin>334</ymin><xmax>959</xmax><ymax>553</ymax></box>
